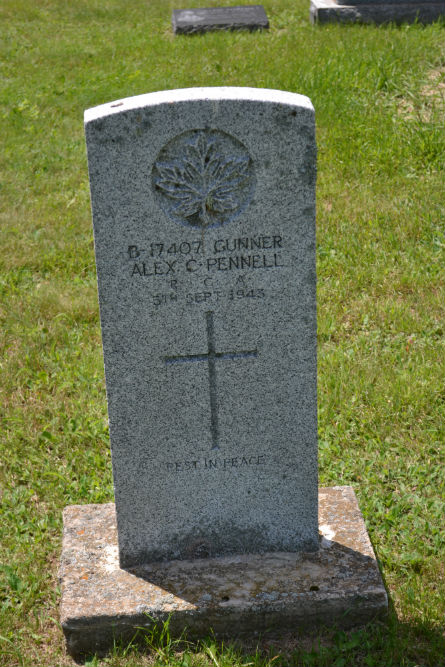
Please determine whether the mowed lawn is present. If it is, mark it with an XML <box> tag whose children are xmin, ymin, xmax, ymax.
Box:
<box><xmin>0</xmin><ymin>1</ymin><xmax>444</xmax><ymax>665</ymax></box>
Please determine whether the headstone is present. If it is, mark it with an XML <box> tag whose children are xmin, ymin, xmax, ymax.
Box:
<box><xmin>84</xmin><ymin>87</ymin><xmax>318</xmax><ymax>567</ymax></box>
<box><xmin>59</xmin><ymin>87</ymin><xmax>388</xmax><ymax>659</ymax></box>
<box><xmin>172</xmin><ymin>5</ymin><xmax>269</xmax><ymax>34</ymax></box>
<box><xmin>310</xmin><ymin>0</ymin><xmax>445</xmax><ymax>24</ymax></box>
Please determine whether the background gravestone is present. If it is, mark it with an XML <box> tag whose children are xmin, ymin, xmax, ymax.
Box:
<box><xmin>310</xmin><ymin>0</ymin><xmax>445</xmax><ymax>24</ymax></box>
<box><xmin>172</xmin><ymin>5</ymin><xmax>269</xmax><ymax>33</ymax></box>
<box><xmin>84</xmin><ymin>87</ymin><xmax>319</xmax><ymax>567</ymax></box>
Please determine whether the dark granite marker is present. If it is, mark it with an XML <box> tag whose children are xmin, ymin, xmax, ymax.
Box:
<box><xmin>172</xmin><ymin>5</ymin><xmax>269</xmax><ymax>34</ymax></box>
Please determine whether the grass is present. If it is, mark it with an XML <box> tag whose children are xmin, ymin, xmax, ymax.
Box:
<box><xmin>0</xmin><ymin>0</ymin><xmax>444</xmax><ymax>664</ymax></box>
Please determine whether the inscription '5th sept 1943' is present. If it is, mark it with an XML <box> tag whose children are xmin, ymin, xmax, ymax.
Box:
<box><xmin>127</xmin><ymin>234</ymin><xmax>285</xmax><ymax>277</ymax></box>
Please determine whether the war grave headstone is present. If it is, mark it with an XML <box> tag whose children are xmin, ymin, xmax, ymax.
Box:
<box><xmin>59</xmin><ymin>88</ymin><xmax>387</xmax><ymax>659</ymax></box>
<box><xmin>172</xmin><ymin>5</ymin><xmax>269</xmax><ymax>34</ymax></box>
<box><xmin>310</xmin><ymin>0</ymin><xmax>445</xmax><ymax>25</ymax></box>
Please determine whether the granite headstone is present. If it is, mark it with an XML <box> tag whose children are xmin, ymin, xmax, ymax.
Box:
<box><xmin>84</xmin><ymin>87</ymin><xmax>318</xmax><ymax>568</ymax></box>
<box><xmin>59</xmin><ymin>88</ymin><xmax>388</xmax><ymax>658</ymax></box>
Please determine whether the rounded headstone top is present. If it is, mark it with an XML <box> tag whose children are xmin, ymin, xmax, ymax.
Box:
<box><xmin>84</xmin><ymin>87</ymin><xmax>314</xmax><ymax>124</ymax></box>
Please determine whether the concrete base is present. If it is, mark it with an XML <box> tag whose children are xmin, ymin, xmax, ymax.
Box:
<box><xmin>59</xmin><ymin>486</ymin><xmax>387</xmax><ymax>659</ymax></box>
<box><xmin>310</xmin><ymin>0</ymin><xmax>445</xmax><ymax>24</ymax></box>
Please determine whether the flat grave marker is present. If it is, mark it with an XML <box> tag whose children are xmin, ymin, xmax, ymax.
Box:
<box><xmin>310</xmin><ymin>0</ymin><xmax>445</xmax><ymax>24</ymax></box>
<box><xmin>172</xmin><ymin>5</ymin><xmax>269</xmax><ymax>34</ymax></box>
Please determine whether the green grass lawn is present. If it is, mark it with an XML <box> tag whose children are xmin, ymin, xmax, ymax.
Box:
<box><xmin>0</xmin><ymin>1</ymin><xmax>444</xmax><ymax>665</ymax></box>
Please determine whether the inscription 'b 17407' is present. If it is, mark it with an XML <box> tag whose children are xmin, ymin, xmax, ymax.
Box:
<box><xmin>164</xmin><ymin>310</ymin><xmax>258</xmax><ymax>450</ymax></box>
<box><xmin>152</xmin><ymin>130</ymin><xmax>255</xmax><ymax>230</ymax></box>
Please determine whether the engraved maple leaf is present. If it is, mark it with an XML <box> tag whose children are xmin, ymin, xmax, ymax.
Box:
<box><xmin>154</xmin><ymin>133</ymin><xmax>250</xmax><ymax>226</ymax></box>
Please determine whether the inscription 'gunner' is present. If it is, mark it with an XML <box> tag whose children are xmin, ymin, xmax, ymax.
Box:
<box><xmin>213</xmin><ymin>235</ymin><xmax>283</xmax><ymax>253</ymax></box>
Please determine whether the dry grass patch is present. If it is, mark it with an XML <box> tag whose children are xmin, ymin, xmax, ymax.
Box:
<box><xmin>397</xmin><ymin>66</ymin><xmax>445</xmax><ymax>120</ymax></box>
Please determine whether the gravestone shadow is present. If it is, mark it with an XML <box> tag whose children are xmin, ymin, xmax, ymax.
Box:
<box><xmin>128</xmin><ymin>537</ymin><xmax>383</xmax><ymax>618</ymax></box>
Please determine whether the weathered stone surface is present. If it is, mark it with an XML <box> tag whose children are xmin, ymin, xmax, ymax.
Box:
<box><xmin>60</xmin><ymin>486</ymin><xmax>388</xmax><ymax>659</ymax></box>
<box><xmin>172</xmin><ymin>6</ymin><xmax>269</xmax><ymax>34</ymax></box>
<box><xmin>310</xmin><ymin>0</ymin><xmax>445</xmax><ymax>24</ymax></box>
<box><xmin>84</xmin><ymin>88</ymin><xmax>318</xmax><ymax>567</ymax></box>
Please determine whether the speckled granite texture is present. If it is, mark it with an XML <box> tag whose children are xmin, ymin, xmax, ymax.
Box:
<box><xmin>60</xmin><ymin>486</ymin><xmax>388</xmax><ymax>659</ymax></box>
<box><xmin>310</xmin><ymin>0</ymin><xmax>445</xmax><ymax>24</ymax></box>
<box><xmin>85</xmin><ymin>88</ymin><xmax>318</xmax><ymax>567</ymax></box>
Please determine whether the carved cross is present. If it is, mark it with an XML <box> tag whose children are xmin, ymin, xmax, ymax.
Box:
<box><xmin>164</xmin><ymin>310</ymin><xmax>258</xmax><ymax>450</ymax></box>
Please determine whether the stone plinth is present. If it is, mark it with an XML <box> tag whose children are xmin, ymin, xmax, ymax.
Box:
<box><xmin>310</xmin><ymin>0</ymin><xmax>445</xmax><ymax>24</ymax></box>
<box><xmin>60</xmin><ymin>486</ymin><xmax>388</xmax><ymax>659</ymax></box>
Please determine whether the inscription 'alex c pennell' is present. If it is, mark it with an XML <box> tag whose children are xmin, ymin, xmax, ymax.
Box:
<box><xmin>152</xmin><ymin>130</ymin><xmax>255</xmax><ymax>229</ymax></box>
